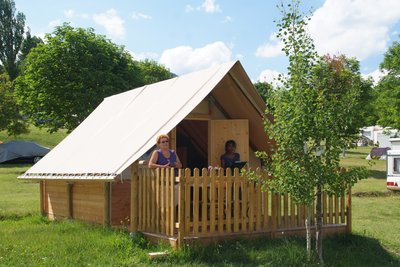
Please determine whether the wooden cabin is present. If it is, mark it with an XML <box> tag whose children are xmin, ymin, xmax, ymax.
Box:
<box><xmin>19</xmin><ymin>61</ymin><xmax>351</xmax><ymax>247</ymax></box>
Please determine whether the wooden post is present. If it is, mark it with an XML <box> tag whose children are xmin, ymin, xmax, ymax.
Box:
<box><xmin>66</xmin><ymin>182</ymin><xmax>73</xmax><ymax>219</ymax></box>
<box><xmin>177</xmin><ymin>170</ymin><xmax>185</xmax><ymax>247</ymax></box>
<box><xmin>130</xmin><ymin>162</ymin><xmax>139</xmax><ymax>232</ymax></box>
<box><xmin>271</xmin><ymin>194</ymin><xmax>277</xmax><ymax>237</ymax></box>
<box><xmin>39</xmin><ymin>181</ymin><xmax>45</xmax><ymax>216</ymax></box>
<box><xmin>346</xmin><ymin>185</ymin><xmax>352</xmax><ymax>233</ymax></box>
<box><xmin>104</xmin><ymin>182</ymin><xmax>111</xmax><ymax>226</ymax></box>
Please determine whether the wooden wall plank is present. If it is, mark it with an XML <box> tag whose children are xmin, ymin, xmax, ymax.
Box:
<box><xmin>208</xmin><ymin>119</ymin><xmax>249</xmax><ymax>166</ymax></box>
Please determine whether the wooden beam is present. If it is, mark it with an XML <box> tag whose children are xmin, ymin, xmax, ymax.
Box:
<box><xmin>130</xmin><ymin>162</ymin><xmax>139</xmax><ymax>232</ymax></box>
<box><xmin>169</xmin><ymin>127</ymin><xmax>177</xmax><ymax>151</ymax></box>
<box><xmin>346</xmin><ymin>185</ymin><xmax>352</xmax><ymax>233</ymax></box>
<box><xmin>228</xmin><ymin>73</ymin><xmax>265</xmax><ymax>117</ymax></box>
<box><xmin>66</xmin><ymin>182</ymin><xmax>73</xmax><ymax>219</ymax></box>
<box><xmin>104</xmin><ymin>182</ymin><xmax>111</xmax><ymax>226</ymax></box>
<box><xmin>184</xmin><ymin>114</ymin><xmax>212</xmax><ymax>120</ymax></box>
<box><xmin>39</xmin><ymin>181</ymin><xmax>45</xmax><ymax>216</ymax></box>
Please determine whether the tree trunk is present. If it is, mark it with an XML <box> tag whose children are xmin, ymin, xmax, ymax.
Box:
<box><xmin>305</xmin><ymin>204</ymin><xmax>312</xmax><ymax>260</ymax></box>
<box><xmin>341</xmin><ymin>147</ymin><xmax>346</xmax><ymax>158</ymax></box>
<box><xmin>315</xmin><ymin>184</ymin><xmax>323</xmax><ymax>263</ymax></box>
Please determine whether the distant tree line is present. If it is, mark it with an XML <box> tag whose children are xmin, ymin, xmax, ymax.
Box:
<box><xmin>0</xmin><ymin>0</ymin><xmax>173</xmax><ymax>135</ymax></box>
<box><xmin>254</xmin><ymin>42</ymin><xmax>400</xmax><ymax>134</ymax></box>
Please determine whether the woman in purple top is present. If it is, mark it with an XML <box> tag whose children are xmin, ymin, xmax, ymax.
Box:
<box><xmin>220</xmin><ymin>140</ymin><xmax>240</xmax><ymax>169</ymax></box>
<box><xmin>148</xmin><ymin>134</ymin><xmax>182</xmax><ymax>169</ymax></box>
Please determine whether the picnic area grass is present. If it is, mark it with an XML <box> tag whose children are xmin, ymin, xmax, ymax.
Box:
<box><xmin>0</xmin><ymin>128</ymin><xmax>399</xmax><ymax>266</ymax></box>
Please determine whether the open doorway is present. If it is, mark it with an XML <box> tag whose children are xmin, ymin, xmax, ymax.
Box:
<box><xmin>176</xmin><ymin>120</ymin><xmax>208</xmax><ymax>169</ymax></box>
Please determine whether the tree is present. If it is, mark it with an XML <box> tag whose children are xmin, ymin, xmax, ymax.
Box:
<box><xmin>375</xmin><ymin>41</ymin><xmax>400</xmax><ymax>131</ymax></box>
<box><xmin>257</xmin><ymin>1</ymin><xmax>367</xmax><ymax>263</ymax></box>
<box><xmin>15</xmin><ymin>24</ymin><xmax>143</xmax><ymax>133</ymax></box>
<box><xmin>0</xmin><ymin>0</ymin><xmax>25</xmax><ymax>80</ymax></box>
<box><xmin>19</xmin><ymin>28</ymin><xmax>43</xmax><ymax>62</ymax></box>
<box><xmin>254</xmin><ymin>81</ymin><xmax>274</xmax><ymax>104</ymax></box>
<box><xmin>0</xmin><ymin>73</ymin><xmax>27</xmax><ymax>135</ymax></box>
<box><xmin>137</xmin><ymin>59</ymin><xmax>173</xmax><ymax>84</ymax></box>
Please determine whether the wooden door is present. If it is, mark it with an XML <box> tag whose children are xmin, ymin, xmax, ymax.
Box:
<box><xmin>208</xmin><ymin>119</ymin><xmax>249</xmax><ymax>167</ymax></box>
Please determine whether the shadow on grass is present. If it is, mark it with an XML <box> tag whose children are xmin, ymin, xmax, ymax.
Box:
<box><xmin>151</xmin><ymin>234</ymin><xmax>399</xmax><ymax>267</ymax></box>
<box><xmin>0</xmin><ymin>213</ymin><xmax>44</xmax><ymax>222</ymax></box>
<box><xmin>369</xmin><ymin>169</ymin><xmax>386</xmax><ymax>179</ymax></box>
<box><xmin>0</xmin><ymin>163</ymin><xmax>32</xmax><ymax>169</ymax></box>
<box><xmin>346</xmin><ymin>150</ymin><xmax>368</xmax><ymax>156</ymax></box>
<box><xmin>324</xmin><ymin>234</ymin><xmax>400</xmax><ymax>267</ymax></box>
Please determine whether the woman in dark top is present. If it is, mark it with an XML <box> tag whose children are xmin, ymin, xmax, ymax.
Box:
<box><xmin>148</xmin><ymin>134</ymin><xmax>182</xmax><ymax>169</ymax></box>
<box><xmin>220</xmin><ymin>140</ymin><xmax>240</xmax><ymax>169</ymax></box>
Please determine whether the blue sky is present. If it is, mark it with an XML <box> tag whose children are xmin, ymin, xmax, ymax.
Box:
<box><xmin>16</xmin><ymin>0</ymin><xmax>400</xmax><ymax>84</ymax></box>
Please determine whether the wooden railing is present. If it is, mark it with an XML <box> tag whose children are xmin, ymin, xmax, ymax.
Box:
<box><xmin>132</xmin><ymin>166</ymin><xmax>351</xmax><ymax>247</ymax></box>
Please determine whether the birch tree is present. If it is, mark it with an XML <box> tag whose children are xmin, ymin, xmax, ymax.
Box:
<box><xmin>259</xmin><ymin>0</ymin><xmax>367</xmax><ymax>262</ymax></box>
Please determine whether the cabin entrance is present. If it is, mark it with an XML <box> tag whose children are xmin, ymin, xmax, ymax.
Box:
<box><xmin>176</xmin><ymin>120</ymin><xmax>208</xmax><ymax>169</ymax></box>
<box><xmin>176</xmin><ymin>119</ymin><xmax>249</xmax><ymax>169</ymax></box>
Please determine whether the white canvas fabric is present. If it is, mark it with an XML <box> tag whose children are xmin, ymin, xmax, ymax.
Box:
<box><xmin>19</xmin><ymin>61</ymin><xmax>237</xmax><ymax>180</ymax></box>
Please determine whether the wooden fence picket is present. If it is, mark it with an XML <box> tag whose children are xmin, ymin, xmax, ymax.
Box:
<box><xmin>134</xmin><ymin>165</ymin><xmax>351</xmax><ymax>247</ymax></box>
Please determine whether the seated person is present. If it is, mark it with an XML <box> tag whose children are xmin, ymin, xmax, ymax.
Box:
<box><xmin>220</xmin><ymin>140</ymin><xmax>240</xmax><ymax>169</ymax></box>
<box><xmin>148</xmin><ymin>134</ymin><xmax>182</xmax><ymax>170</ymax></box>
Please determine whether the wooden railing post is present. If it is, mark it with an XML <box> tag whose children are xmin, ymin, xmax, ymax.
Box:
<box><xmin>346</xmin><ymin>185</ymin><xmax>352</xmax><ymax>233</ymax></box>
<box><xmin>130</xmin><ymin>162</ymin><xmax>139</xmax><ymax>232</ymax></box>
<box><xmin>271</xmin><ymin>193</ymin><xmax>277</xmax><ymax>237</ymax></box>
<box><xmin>177</xmin><ymin>169</ymin><xmax>185</xmax><ymax>247</ymax></box>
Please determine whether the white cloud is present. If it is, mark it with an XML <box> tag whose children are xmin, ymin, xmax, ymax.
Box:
<box><xmin>34</xmin><ymin>32</ymin><xmax>46</xmax><ymax>40</ymax></box>
<box><xmin>48</xmin><ymin>19</ymin><xmax>62</xmax><ymax>28</ymax></box>
<box><xmin>93</xmin><ymin>9</ymin><xmax>125</xmax><ymax>39</ymax></box>
<box><xmin>222</xmin><ymin>16</ymin><xmax>232</xmax><ymax>23</ymax></box>
<box><xmin>65</xmin><ymin>9</ymin><xmax>75</xmax><ymax>18</ymax></box>
<box><xmin>201</xmin><ymin>0</ymin><xmax>221</xmax><ymax>13</ymax></box>
<box><xmin>185</xmin><ymin>0</ymin><xmax>221</xmax><ymax>13</ymax></box>
<box><xmin>132</xmin><ymin>12</ymin><xmax>152</xmax><ymax>20</ymax></box>
<box><xmin>129</xmin><ymin>51</ymin><xmax>159</xmax><ymax>61</ymax></box>
<box><xmin>258</xmin><ymin>69</ymin><xmax>284</xmax><ymax>87</ymax></box>
<box><xmin>309</xmin><ymin>0</ymin><xmax>400</xmax><ymax>60</ymax></box>
<box><xmin>64</xmin><ymin>9</ymin><xmax>89</xmax><ymax>19</ymax></box>
<box><xmin>159</xmin><ymin>41</ymin><xmax>232</xmax><ymax>75</ymax></box>
<box><xmin>255</xmin><ymin>33</ymin><xmax>284</xmax><ymax>58</ymax></box>
<box><xmin>185</xmin><ymin>5</ymin><xmax>195</xmax><ymax>13</ymax></box>
<box><xmin>235</xmin><ymin>53</ymin><xmax>244</xmax><ymax>60</ymax></box>
<box><xmin>362</xmin><ymin>69</ymin><xmax>387</xmax><ymax>84</ymax></box>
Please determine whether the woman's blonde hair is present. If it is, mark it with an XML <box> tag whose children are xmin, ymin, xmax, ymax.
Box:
<box><xmin>156</xmin><ymin>134</ymin><xmax>169</xmax><ymax>144</ymax></box>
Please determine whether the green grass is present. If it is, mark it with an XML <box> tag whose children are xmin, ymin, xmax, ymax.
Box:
<box><xmin>0</xmin><ymin>124</ymin><xmax>67</xmax><ymax>148</ymax></box>
<box><xmin>0</xmin><ymin>164</ymin><xmax>39</xmax><ymax>217</ymax></box>
<box><xmin>341</xmin><ymin>146</ymin><xmax>387</xmax><ymax>193</ymax></box>
<box><xmin>0</xmin><ymin>215</ymin><xmax>150</xmax><ymax>266</ymax></box>
<box><xmin>0</xmin><ymin>140</ymin><xmax>399</xmax><ymax>265</ymax></box>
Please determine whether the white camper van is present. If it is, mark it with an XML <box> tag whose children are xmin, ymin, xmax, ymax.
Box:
<box><xmin>387</xmin><ymin>150</ymin><xmax>400</xmax><ymax>190</ymax></box>
<box><xmin>387</xmin><ymin>137</ymin><xmax>400</xmax><ymax>191</ymax></box>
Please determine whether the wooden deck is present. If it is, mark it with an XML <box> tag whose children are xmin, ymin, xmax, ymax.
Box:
<box><xmin>131</xmin><ymin>166</ymin><xmax>351</xmax><ymax>247</ymax></box>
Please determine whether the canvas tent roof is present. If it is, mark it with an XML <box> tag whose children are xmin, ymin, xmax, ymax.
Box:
<box><xmin>19</xmin><ymin>60</ymin><xmax>270</xmax><ymax>180</ymax></box>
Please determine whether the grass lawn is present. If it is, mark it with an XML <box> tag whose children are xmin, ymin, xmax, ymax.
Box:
<box><xmin>0</xmin><ymin>124</ymin><xmax>67</xmax><ymax>148</ymax></box>
<box><xmin>0</xmin><ymin>135</ymin><xmax>399</xmax><ymax>266</ymax></box>
<box><xmin>0</xmin><ymin>164</ymin><xmax>39</xmax><ymax>218</ymax></box>
<box><xmin>341</xmin><ymin>146</ymin><xmax>388</xmax><ymax>193</ymax></box>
